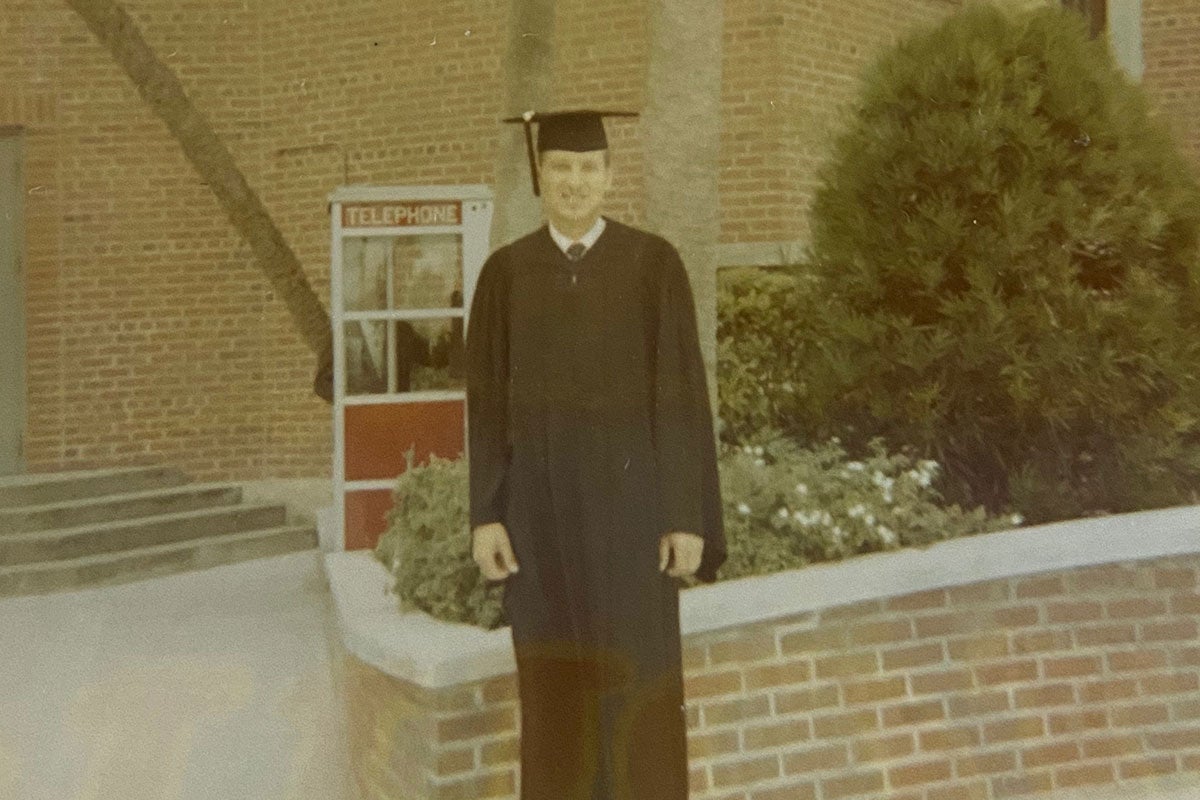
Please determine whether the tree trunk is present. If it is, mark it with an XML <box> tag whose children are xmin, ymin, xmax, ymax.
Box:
<box><xmin>490</xmin><ymin>0</ymin><xmax>557</xmax><ymax>250</ymax></box>
<box><xmin>643</xmin><ymin>1</ymin><xmax>724</xmax><ymax>421</ymax></box>
<box><xmin>63</xmin><ymin>0</ymin><xmax>333</xmax><ymax>389</ymax></box>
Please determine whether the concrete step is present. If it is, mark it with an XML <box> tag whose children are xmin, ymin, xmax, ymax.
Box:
<box><xmin>0</xmin><ymin>525</ymin><xmax>318</xmax><ymax>596</ymax></box>
<box><xmin>0</xmin><ymin>466</ymin><xmax>190</xmax><ymax>507</ymax></box>
<box><xmin>0</xmin><ymin>483</ymin><xmax>245</xmax><ymax>534</ymax></box>
<box><xmin>0</xmin><ymin>503</ymin><xmax>288</xmax><ymax>566</ymax></box>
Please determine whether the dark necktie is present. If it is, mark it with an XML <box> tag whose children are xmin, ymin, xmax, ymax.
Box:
<box><xmin>566</xmin><ymin>242</ymin><xmax>586</xmax><ymax>262</ymax></box>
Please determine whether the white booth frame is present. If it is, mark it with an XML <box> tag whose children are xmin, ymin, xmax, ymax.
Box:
<box><xmin>328</xmin><ymin>184</ymin><xmax>494</xmax><ymax>551</ymax></box>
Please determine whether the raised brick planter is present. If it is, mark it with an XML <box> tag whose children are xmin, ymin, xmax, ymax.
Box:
<box><xmin>324</xmin><ymin>506</ymin><xmax>1200</xmax><ymax>800</ymax></box>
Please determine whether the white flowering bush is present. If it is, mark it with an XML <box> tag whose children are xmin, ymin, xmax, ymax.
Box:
<box><xmin>716</xmin><ymin>433</ymin><xmax>1017</xmax><ymax>582</ymax></box>
<box><xmin>374</xmin><ymin>437</ymin><xmax>1019</xmax><ymax>627</ymax></box>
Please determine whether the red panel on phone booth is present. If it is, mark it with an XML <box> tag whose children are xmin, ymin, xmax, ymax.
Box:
<box><xmin>343</xmin><ymin>400</ymin><xmax>465</xmax><ymax>481</ymax></box>
<box><xmin>344</xmin><ymin>489</ymin><xmax>394</xmax><ymax>551</ymax></box>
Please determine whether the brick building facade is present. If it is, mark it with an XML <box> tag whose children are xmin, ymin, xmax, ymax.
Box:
<box><xmin>1</xmin><ymin>0</ymin><xmax>1197</xmax><ymax>484</ymax></box>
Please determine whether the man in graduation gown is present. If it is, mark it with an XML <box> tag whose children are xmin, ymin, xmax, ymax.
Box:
<box><xmin>466</xmin><ymin>109</ymin><xmax>726</xmax><ymax>800</ymax></box>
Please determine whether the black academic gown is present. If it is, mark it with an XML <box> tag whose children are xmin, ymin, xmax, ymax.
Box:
<box><xmin>466</xmin><ymin>218</ymin><xmax>726</xmax><ymax>800</ymax></box>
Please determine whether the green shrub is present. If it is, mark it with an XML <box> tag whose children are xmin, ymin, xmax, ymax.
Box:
<box><xmin>373</xmin><ymin>454</ymin><xmax>505</xmax><ymax>629</ymax></box>
<box><xmin>717</xmin><ymin>267</ymin><xmax>819</xmax><ymax>444</ymax></box>
<box><xmin>800</xmin><ymin>2</ymin><xmax>1200</xmax><ymax>521</ymax></box>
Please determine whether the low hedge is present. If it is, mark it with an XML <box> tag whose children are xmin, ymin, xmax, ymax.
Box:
<box><xmin>373</xmin><ymin>439</ymin><xmax>1011</xmax><ymax>629</ymax></box>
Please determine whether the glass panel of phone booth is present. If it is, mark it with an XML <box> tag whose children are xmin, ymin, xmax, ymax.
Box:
<box><xmin>403</xmin><ymin>318</ymin><xmax>465</xmax><ymax>392</ymax></box>
<box><xmin>341</xmin><ymin>238</ymin><xmax>388</xmax><ymax>312</ymax></box>
<box><xmin>341</xmin><ymin>234</ymin><xmax>462</xmax><ymax>313</ymax></box>
<box><xmin>343</xmin><ymin>318</ymin><xmax>463</xmax><ymax>396</ymax></box>
<box><xmin>390</xmin><ymin>234</ymin><xmax>463</xmax><ymax>311</ymax></box>
<box><xmin>342</xmin><ymin>320</ymin><xmax>387</xmax><ymax>396</ymax></box>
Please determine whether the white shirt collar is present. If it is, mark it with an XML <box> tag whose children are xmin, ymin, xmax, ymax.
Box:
<box><xmin>548</xmin><ymin>217</ymin><xmax>606</xmax><ymax>255</ymax></box>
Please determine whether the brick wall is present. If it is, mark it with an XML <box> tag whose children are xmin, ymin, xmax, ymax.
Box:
<box><xmin>2</xmin><ymin>0</ymin><xmax>510</xmax><ymax>481</ymax></box>
<box><xmin>341</xmin><ymin>650</ymin><xmax>519</xmax><ymax>800</ymax></box>
<box><xmin>720</xmin><ymin>0</ymin><xmax>959</xmax><ymax>245</ymax></box>
<box><xmin>1</xmin><ymin>0</ymin><xmax>1196</xmax><ymax>484</ymax></box>
<box><xmin>1142</xmin><ymin>0</ymin><xmax>1200</xmax><ymax>169</ymax></box>
<box><xmin>683</xmin><ymin>556</ymin><xmax>1200</xmax><ymax>799</ymax></box>
<box><xmin>3</xmin><ymin>0</ymin><xmax>290</xmax><ymax>480</ymax></box>
<box><xmin>250</xmin><ymin>0</ymin><xmax>507</xmax><ymax>479</ymax></box>
<box><xmin>339</xmin><ymin>552</ymin><xmax>1200</xmax><ymax>800</ymax></box>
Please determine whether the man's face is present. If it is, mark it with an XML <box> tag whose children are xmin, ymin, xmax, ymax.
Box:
<box><xmin>538</xmin><ymin>149</ymin><xmax>612</xmax><ymax>232</ymax></box>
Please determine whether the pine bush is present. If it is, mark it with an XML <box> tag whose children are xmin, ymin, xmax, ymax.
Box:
<box><xmin>802</xmin><ymin>2</ymin><xmax>1200</xmax><ymax>521</ymax></box>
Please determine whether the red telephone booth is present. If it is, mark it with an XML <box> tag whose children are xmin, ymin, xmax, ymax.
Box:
<box><xmin>329</xmin><ymin>186</ymin><xmax>493</xmax><ymax>550</ymax></box>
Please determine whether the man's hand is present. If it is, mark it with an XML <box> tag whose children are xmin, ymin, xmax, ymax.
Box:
<box><xmin>659</xmin><ymin>532</ymin><xmax>704</xmax><ymax>578</ymax></box>
<box><xmin>472</xmin><ymin>522</ymin><xmax>520</xmax><ymax>581</ymax></box>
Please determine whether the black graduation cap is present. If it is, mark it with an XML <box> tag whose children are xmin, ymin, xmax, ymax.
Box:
<box><xmin>501</xmin><ymin>109</ymin><xmax>638</xmax><ymax>196</ymax></box>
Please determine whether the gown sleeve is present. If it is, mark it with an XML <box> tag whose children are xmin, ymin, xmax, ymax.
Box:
<box><xmin>651</xmin><ymin>240</ymin><xmax>728</xmax><ymax>583</ymax></box>
<box><xmin>465</xmin><ymin>250</ymin><xmax>511</xmax><ymax>532</ymax></box>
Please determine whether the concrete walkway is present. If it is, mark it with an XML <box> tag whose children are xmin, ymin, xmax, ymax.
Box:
<box><xmin>0</xmin><ymin>549</ymin><xmax>352</xmax><ymax>800</ymax></box>
<box><xmin>1046</xmin><ymin>775</ymin><xmax>1200</xmax><ymax>800</ymax></box>
<box><xmin>4</xmin><ymin>544</ymin><xmax>1198</xmax><ymax>800</ymax></box>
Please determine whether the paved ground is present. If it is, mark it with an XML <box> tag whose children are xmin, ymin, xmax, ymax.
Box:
<box><xmin>1048</xmin><ymin>776</ymin><xmax>1200</xmax><ymax>800</ymax></box>
<box><xmin>4</xmin><ymin>545</ymin><xmax>1199</xmax><ymax>800</ymax></box>
<box><xmin>0</xmin><ymin>549</ymin><xmax>353</xmax><ymax>800</ymax></box>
